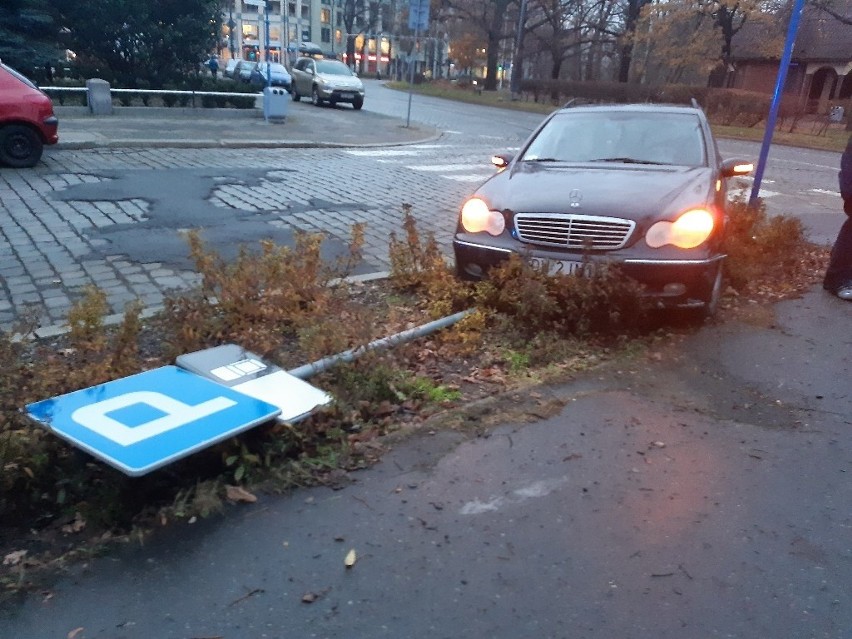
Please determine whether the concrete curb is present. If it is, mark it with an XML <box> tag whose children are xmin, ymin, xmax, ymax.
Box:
<box><xmin>54</xmin><ymin>134</ymin><xmax>443</xmax><ymax>151</ymax></box>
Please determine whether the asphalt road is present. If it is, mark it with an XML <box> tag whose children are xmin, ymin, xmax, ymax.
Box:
<box><xmin>2</xmin><ymin>286</ymin><xmax>850</xmax><ymax>638</ymax></box>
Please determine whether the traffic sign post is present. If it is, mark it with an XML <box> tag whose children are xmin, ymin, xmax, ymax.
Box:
<box><xmin>405</xmin><ymin>0</ymin><xmax>430</xmax><ymax>128</ymax></box>
<box><xmin>26</xmin><ymin>366</ymin><xmax>281</xmax><ymax>477</ymax></box>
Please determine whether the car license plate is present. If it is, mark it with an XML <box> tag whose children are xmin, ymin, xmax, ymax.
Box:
<box><xmin>527</xmin><ymin>257</ymin><xmax>593</xmax><ymax>277</ymax></box>
<box><xmin>339</xmin><ymin>92</ymin><xmax>354</xmax><ymax>99</ymax></box>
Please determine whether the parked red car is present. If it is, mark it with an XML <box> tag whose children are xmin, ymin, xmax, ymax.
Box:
<box><xmin>0</xmin><ymin>61</ymin><xmax>58</xmax><ymax>168</ymax></box>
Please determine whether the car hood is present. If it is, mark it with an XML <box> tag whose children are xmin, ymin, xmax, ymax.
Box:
<box><xmin>317</xmin><ymin>73</ymin><xmax>363</xmax><ymax>90</ymax></box>
<box><xmin>480</xmin><ymin>162</ymin><xmax>716</xmax><ymax>222</ymax></box>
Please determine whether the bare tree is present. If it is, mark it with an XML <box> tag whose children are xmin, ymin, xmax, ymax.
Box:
<box><xmin>440</xmin><ymin>0</ymin><xmax>518</xmax><ymax>89</ymax></box>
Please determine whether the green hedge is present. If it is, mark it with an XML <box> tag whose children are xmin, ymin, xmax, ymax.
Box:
<box><xmin>517</xmin><ymin>79</ymin><xmax>808</xmax><ymax>126</ymax></box>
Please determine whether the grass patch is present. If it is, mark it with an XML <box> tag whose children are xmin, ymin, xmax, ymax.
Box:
<box><xmin>385</xmin><ymin>80</ymin><xmax>849</xmax><ymax>152</ymax></box>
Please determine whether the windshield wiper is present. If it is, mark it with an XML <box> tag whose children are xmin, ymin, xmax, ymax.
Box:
<box><xmin>588</xmin><ymin>157</ymin><xmax>666</xmax><ymax>165</ymax></box>
<box><xmin>523</xmin><ymin>158</ymin><xmax>560</xmax><ymax>163</ymax></box>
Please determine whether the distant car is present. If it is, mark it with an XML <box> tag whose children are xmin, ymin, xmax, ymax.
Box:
<box><xmin>250</xmin><ymin>62</ymin><xmax>292</xmax><ymax>91</ymax></box>
<box><xmin>0</xmin><ymin>61</ymin><xmax>58</xmax><ymax>167</ymax></box>
<box><xmin>235</xmin><ymin>60</ymin><xmax>258</xmax><ymax>84</ymax></box>
<box><xmin>223</xmin><ymin>58</ymin><xmax>240</xmax><ymax>79</ymax></box>
<box><xmin>290</xmin><ymin>57</ymin><xmax>364</xmax><ymax>109</ymax></box>
<box><xmin>452</xmin><ymin>102</ymin><xmax>754</xmax><ymax>318</ymax></box>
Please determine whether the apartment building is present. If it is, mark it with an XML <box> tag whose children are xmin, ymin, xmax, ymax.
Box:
<box><xmin>220</xmin><ymin>0</ymin><xmax>397</xmax><ymax>73</ymax></box>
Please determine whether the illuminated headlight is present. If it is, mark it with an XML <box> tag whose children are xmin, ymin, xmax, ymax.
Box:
<box><xmin>460</xmin><ymin>197</ymin><xmax>505</xmax><ymax>235</ymax></box>
<box><xmin>645</xmin><ymin>208</ymin><xmax>715</xmax><ymax>249</ymax></box>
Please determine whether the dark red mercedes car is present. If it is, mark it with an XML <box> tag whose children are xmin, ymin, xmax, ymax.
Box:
<box><xmin>0</xmin><ymin>61</ymin><xmax>59</xmax><ymax>168</ymax></box>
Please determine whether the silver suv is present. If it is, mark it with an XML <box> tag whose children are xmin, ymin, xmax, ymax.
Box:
<box><xmin>290</xmin><ymin>57</ymin><xmax>364</xmax><ymax>110</ymax></box>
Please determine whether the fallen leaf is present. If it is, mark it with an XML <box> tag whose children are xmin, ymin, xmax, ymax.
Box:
<box><xmin>301</xmin><ymin>592</ymin><xmax>319</xmax><ymax>603</ymax></box>
<box><xmin>67</xmin><ymin>628</ymin><xmax>84</xmax><ymax>639</ymax></box>
<box><xmin>344</xmin><ymin>549</ymin><xmax>357</xmax><ymax>568</ymax></box>
<box><xmin>3</xmin><ymin>550</ymin><xmax>27</xmax><ymax>566</ymax></box>
<box><xmin>61</xmin><ymin>513</ymin><xmax>86</xmax><ymax>534</ymax></box>
<box><xmin>225</xmin><ymin>485</ymin><xmax>257</xmax><ymax>503</ymax></box>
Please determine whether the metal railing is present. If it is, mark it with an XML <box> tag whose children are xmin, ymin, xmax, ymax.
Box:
<box><xmin>40</xmin><ymin>85</ymin><xmax>261</xmax><ymax>107</ymax></box>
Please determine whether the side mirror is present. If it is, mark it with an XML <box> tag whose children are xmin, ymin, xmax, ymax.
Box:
<box><xmin>721</xmin><ymin>158</ymin><xmax>754</xmax><ymax>178</ymax></box>
<box><xmin>491</xmin><ymin>153</ymin><xmax>513</xmax><ymax>170</ymax></box>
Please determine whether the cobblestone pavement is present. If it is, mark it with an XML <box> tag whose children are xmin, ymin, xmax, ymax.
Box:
<box><xmin>0</xmin><ymin>134</ymin><xmax>524</xmax><ymax>335</ymax></box>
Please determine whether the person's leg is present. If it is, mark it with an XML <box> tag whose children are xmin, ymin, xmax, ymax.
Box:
<box><xmin>824</xmin><ymin>216</ymin><xmax>852</xmax><ymax>295</ymax></box>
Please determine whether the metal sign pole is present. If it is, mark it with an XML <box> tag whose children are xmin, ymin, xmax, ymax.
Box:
<box><xmin>406</xmin><ymin>26</ymin><xmax>418</xmax><ymax>128</ymax></box>
<box><xmin>405</xmin><ymin>0</ymin><xmax>428</xmax><ymax>128</ymax></box>
<box><xmin>748</xmin><ymin>0</ymin><xmax>806</xmax><ymax>208</ymax></box>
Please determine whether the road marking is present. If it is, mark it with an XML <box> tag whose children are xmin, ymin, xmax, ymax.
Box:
<box><xmin>728</xmin><ymin>187</ymin><xmax>780</xmax><ymax>200</ymax></box>
<box><xmin>735</xmin><ymin>176</ymin><xmax>775</xmax><ymax>184</ymax></box>
<box><xmin>345</xmin><ymin>149</ymin><xmax>420</xmax><ymax>157</ymax></box>
<box><xmin>809</xmin><ymin>188</ymin><xmax>841</xmax><ymax>196</ymax></box>
<box><xmin>407</xmin><ymin>163</ymin><xmax>489</xmax><ymax>172</ymax></box>
<box><xmin>460</xmin><ymin>477</ymin><xmax>570</xmax><ymax>515</ymax></box>
<box><xmin>444</xmin><ymin>174</ymin><xmax>493</xmax><ymax>182</ymax></box>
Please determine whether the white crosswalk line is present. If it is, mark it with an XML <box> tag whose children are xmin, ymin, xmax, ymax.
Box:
<box><xmin>728</xmin><ymin>187</ymin><xmax>780</xmax><ymax>200</ymax></box>
<box><xmin>444</xmin><ymin>174</ymin><xmax>492</xmax><ymax>182</ymax></box>
<box><xmin>345</xmin><ymin>149</ymin><xmax>420</xmax><ymax>157</ymax></box>
<box><xmin>809</xmin><ymin>188</ymin><xmax>841</xmax><ymax>196</ymax></box>
<box><xmin>407</xmin><ymin>164</ymin><xmax>488</xmax><ymax>172</ymax></box>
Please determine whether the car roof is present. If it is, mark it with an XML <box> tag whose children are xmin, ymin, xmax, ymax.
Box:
<box><xmin>555</xmin><ymin>102</ymin><xmax>705</xmax><ymax>116</ymax></box>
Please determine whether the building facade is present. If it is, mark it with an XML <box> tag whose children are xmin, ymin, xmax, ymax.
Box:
<box><xmin>729</xmin><ymin>1</ymin><xmax>852</xmax><ymax>114</ymax></box>
<box><xmin>219</xmin><ymin>0</ymin><xmax>397</xmax><ymax>74</ymax></box>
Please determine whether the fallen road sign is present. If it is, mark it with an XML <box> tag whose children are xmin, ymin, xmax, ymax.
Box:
<box><xmin>26</xmin><ymin>366</ymin><xmax>281</xmax><ymax>476</ymax></box>
<box><xmin>176</xmin><ymin>344</ymin><xmax>332</xmax><ymax>423</ymax></box>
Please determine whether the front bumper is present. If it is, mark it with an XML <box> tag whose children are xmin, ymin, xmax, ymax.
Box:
<box><xmin>453</xmin><ymin>237</ymin><xmax>724</xmax><ymax>309</ymax></box>
<box><xmin>317</xmin><ymin>86</ymin><xmax>364</xmax><ymax>102</ymax></box>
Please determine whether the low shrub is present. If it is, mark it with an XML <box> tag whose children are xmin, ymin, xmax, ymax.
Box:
<box><xmin>723</xmin><ymin>198</ymin><xmax>811</xmax><ymax>291</ymax></box>
<box><xmin>475</xmin><ymin>255</ymin><xmax>648</xmax><ymax>337</ymax></box>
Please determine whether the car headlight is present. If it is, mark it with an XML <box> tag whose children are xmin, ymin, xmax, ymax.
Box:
<box><xmin>645</xmin><ymin>208</ymin><xmax>715</xmax><ymax>249</ymax></box>
<box><xmin>460</xmin><ymin>197</ymin><xmax>505</xmax><ymax>235</ymax></box>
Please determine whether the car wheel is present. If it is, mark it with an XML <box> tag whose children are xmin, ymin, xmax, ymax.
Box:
<box><xmin>0</xmin><ymin>125</ymin><xmax>43</xmax><ymax>168</ymax></box>
<box><xmin>292</xmin><ymin>86</ymin><xmax>301</xmax><ymax>101</ymax></box>
<box><xmin>311</xmin><ymin>86</ymin><xmax>323</xmax><ymax>106</ymax></box>
<box><xmin>352</xmin><ymin>96</ymin><xmax>364</xmax><ymax>110</ymax></box>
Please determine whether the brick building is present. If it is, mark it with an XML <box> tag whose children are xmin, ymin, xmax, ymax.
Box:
<box><xmin>728</xmin><ymin>0</ymin><xmax>852</xmax><ymax>114</ymax></box>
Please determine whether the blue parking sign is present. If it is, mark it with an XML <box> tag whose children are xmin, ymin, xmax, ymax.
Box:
<box><xmin>26</xmin><ymin>366</ymin><xmax>281</xmax><ymax>476</ymax></box>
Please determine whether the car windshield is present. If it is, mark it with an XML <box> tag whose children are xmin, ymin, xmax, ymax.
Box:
<box><xmin>315</xmin><ymin>60</ymin><xmax>353</xmax><ymax>76</ymax></box>
<box><xmin>521</xmin><ymin>111</ymin><xmax>707</xmax><ymax>167</ymax></box>
<box><xmin>261</xmin><ymin>63</ymin><xmax>287</xmax><ymax>74</ymax></box>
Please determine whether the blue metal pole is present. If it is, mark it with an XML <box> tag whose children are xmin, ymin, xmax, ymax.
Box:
<box><xmin>748</xmin><ymin>0</ymin><xmax>806</xmax><ymax>208</ymax></box>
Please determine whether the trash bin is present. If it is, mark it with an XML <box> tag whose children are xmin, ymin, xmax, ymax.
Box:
<box><xmin>263</xmin><ymin>86</ymin><xmax>288</xmax><ymax>120</ymax></box>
